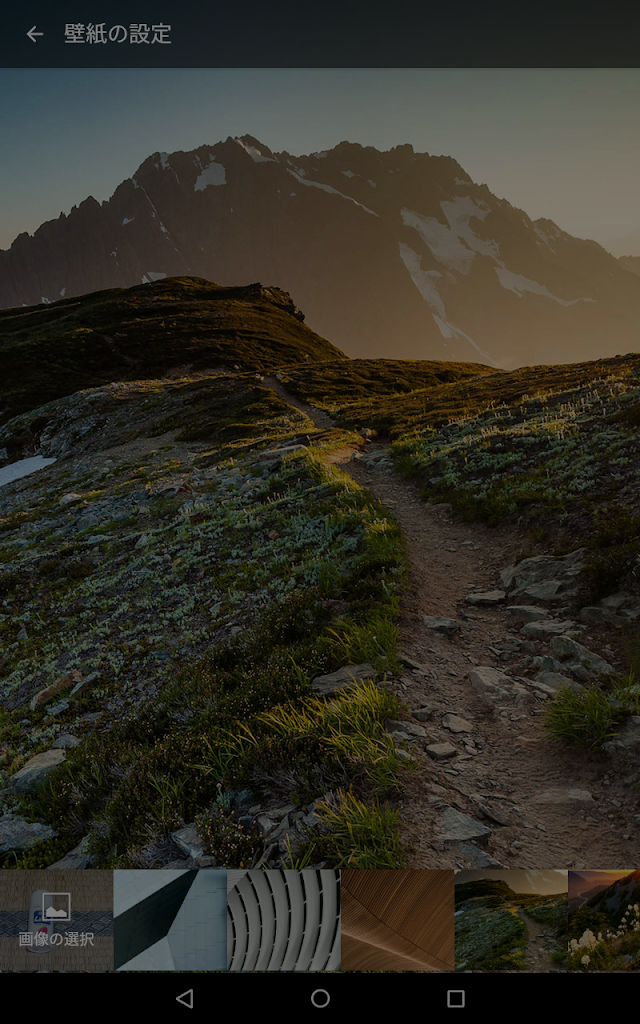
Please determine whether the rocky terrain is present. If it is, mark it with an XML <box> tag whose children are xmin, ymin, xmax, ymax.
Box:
<box><xmin>0</xmin><ymin>280</ymin><xmax>639</xmax><ymax>878</ymax></box>
<box><xmin>2</xmin><ymin>136</ymin><xmax>640</xmax><ymax>367</ymax></box>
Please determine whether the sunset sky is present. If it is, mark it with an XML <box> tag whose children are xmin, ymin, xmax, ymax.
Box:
<box><xmin>1</xmin><ymin>67</ymin><xmax>639</xmax><ymax>251</ymax></box>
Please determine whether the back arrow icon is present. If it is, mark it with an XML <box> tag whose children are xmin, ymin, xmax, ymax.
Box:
<box><xmin>176</xmin><ymin>990</ymin><xmax>194</xmax><ymax>1009</ymax></box>
<box><xmin>27</xmin><ymin>26</ymin><xmax>43</xmax><ymax>42</ymax></box>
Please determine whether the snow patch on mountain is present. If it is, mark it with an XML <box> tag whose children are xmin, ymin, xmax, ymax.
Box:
<box><xmin>402</xmin><ymin>208</ymin><xmax>476</xmax><ymax>274</ymax></box>
<box><xmin>399</xmin><ymin>242</ymin><xmax>496</xmax><ymax>364</ymax></box>
<box><xmin>341</xmin><ymin>170</ymin><xmax>356</xmax><ymax>178</ymax></box>
<box><xmin>398</xmin><ymin>243</ymin><xmax>446</xmax><ymax>315</ymax></box>
<box><xmin>194</xmin><ymin>161</ymin><xmax>226</xmax><ymax>190</ymax></box>
<box><xmin>432</xmin><ymin>314</ymin><xmax>495</xmax><ymax>363</ymax></box>
<box><xmin>495</xmin><ymin>267</ymin><xmax>594</xmax><ymax>306</ymax></box>
<box><xmin>0</xmin><ymin>455</ymin><xmax>56</xmax><ymax>489</ymax></box>
<box><xmin>234</xmin><ymin>138</ymin><xmax>275</xmax><ymax>163</ymax></box>
<box><xmin>287</xmin><ymin>169</ymin><xmax>378</xmax><ymax>216</ymax></box>
<box><xmin>142</xmin><ymin>272</ymin><xmax>166</xmax><ymax>283</ymax></box>
<box><xmin>122</xmin><ymin>217</ymin><xmax>134</xmax><ymax>226</ymax></box>
<box><xmin>403</xmin><ymin>197</ymin><xmax>499</xmax><ymax>273</ymax></box>
<box><xmin>404</xmin><ymin>200</ymin><xmax>594</xmax><ymax>307</ymax></box>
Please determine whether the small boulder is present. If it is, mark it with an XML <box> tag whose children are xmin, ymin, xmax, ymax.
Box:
<box><xmin>550</xmin><ymin>636</ymin><xmax>615</xmax><ymax>676</ymax></box>
<box><xmin>442</xmin><ymin>713</ymin><xmax>473</xmax><ymax>734</ymax></box>
<box><xmin>413</xmin><ymin>706</ymin><xmax>434</xmax><ymax>721</ymax></box>
<box><xmin>439</xmin><ymin>807</ymin><xmax>492</xmax><ymax>842</ymax></box>
<box><xmin>603</xmin><ymin>717</ymin><xmax>640</xmax><ymax>757</ymax></box>
<box><xmin>0</xmin><ymin>816</ymin><xmax>57</xmax><ymax>855</ymax></box>
<box><xmin>423</xmin><ymin>615</ymin><xmax>460</xmax><ymax>635</ymax></box>
<box><xmin>464</xmin><ymin>591</ymin><xmax>505</xmax><ymax>606</ymax></box>
<box><xmin>534</xmin><ymin>671</ymin><xmax>583</xmax><ymax>693</ymax></box>
<box><xmin>311</xmin><ymin>663</ymin><xmax>377</xmax><ymax>696</ymax></box>
<box><xmin>30</xmin><ymin>669</ymin><xmax>82</xmax><ymax>710</ymax></box>
<box><xmin>425</xmin><ymin>742</ymin><xmax>458</xmax><ymax>761</ymax></box>
<box><xmin>9</xmin><ymin>749</ymin><xmax>66</xmax><ymax>793</ymax></box>
<box><xmin>520</xmin><ymin>581</ymin><xmax>567</xmax><ymax>603</ymax></box>
<box><xmin>520</xmin><ymin>619</ymin><xmax>577</xmax><ymax>637</ymax></box>
<box><xmin>52</xmin><ymin>734</ymin><xmax>81</xmax><ymax>749</ymax></box>
<box><xmin>171</xmin><ymin>823</ymin><xmax>217</xmax><ymax>867</ymax></box>
<box><xmin>530</xmin><ymin>788</ymin><xmax>594</xmax><ymax>810</ymax></box>
<box><xmin>48</xmin><ymin>836</ymin><xmax>97</xmax><ymax>869</ymax></box>
<box><xmin>467</xmin><ymin>666</ymin><xmax>513</xmax><ymax>699</ymax></box>
<box><xmin>506</xmin><ymin>606</ymin><xmax>549</xmax><ymax>624</ymax></box>
<box><xmin>385</xmin><ymin>719</ymin><xmax>426</xmax><ymax>739</ymax></box>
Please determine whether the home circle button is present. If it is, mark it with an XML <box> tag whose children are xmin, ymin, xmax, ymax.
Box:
<box><xmin>311</xmin><ymin>989</ymin><xmax>331</xmax><ymax>1009</ymax></box>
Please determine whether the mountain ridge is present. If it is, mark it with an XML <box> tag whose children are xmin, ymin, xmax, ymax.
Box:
<box><xmin>0</xmin><ymin>275</ymin><xmax>344</xmax><ymax>426</ymax></box>
<box><xmin>2</xmin><ymin>135</ymin><xmax>639</xmax><ymax>368</ymax></box>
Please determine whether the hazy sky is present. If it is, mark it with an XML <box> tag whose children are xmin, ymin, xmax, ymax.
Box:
<box><xmin>1</xmin><ymin>67</ymin><xmax>638</xmax><ymax>250</ymax></box>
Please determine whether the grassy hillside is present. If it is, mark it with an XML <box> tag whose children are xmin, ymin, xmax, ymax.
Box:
<box><xmin>455</xmin><ymin>879</ymin><xmax>567</xmax><ymax>971</ymax></box>
<box><xmin>0</xmin><ymin>373</ymin><xmax>405</xmax><ymax>870</ymax></box>
<box><xmin>569</xmin><ymin>871</ymin><xmax>640</xmax><ymax>970</ymax></box>
<box><xmin>0</xmin><ymin>276</ymin><xmax>345</xmax><ymax>427</ymax></box>
<box><xmin>283</xmin><ymin>353</ymin><xmax>640</xmax><ymax>605</ymax></box>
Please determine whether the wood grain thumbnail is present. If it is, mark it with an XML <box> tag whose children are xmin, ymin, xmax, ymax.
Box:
<box><xmin>341</xmin><ymin>870</ymin><xmax>454</xmax><ymax>971</ymax></box>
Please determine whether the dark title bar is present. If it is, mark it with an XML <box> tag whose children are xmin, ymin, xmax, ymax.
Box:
<box><xmin>0</xmin><ymin>4</ymin><xmax>637</xmax><ymax>68</ymax></box>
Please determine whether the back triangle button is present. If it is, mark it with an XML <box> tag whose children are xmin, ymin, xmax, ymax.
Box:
<box><xmin>176</xmin><ymin>990</ymin><xmax>194</xmax><ymax>1009</ymax></box>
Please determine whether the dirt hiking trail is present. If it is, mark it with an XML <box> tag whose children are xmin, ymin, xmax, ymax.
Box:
<box><xmin>261</xmin><ymin>379</ymin><xmax>640</xmax><ymax>870</ymax></box>
<box><xmin>516</xmin><ymin>909</ymin><xmax>560</xmax><ymax>972</ymax></box>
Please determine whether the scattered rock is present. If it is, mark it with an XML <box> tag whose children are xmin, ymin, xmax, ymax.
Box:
<box><xmin>171</xmin><ymin>824</ymin><xmax>217</xmax><ymax>867</ymax></box>
<box><xmin>398</xmin><ymin>653</ymin><xmax>431</xmax><ymax>673</ymax></box>
<box><xmin>48</xmin><ymin>836</ymin><xmax>97</xmax><ymax>869</ymax></box>
<box><xmin>520</xmin><ymin>619</ymin><xmax>577</xmax><ymax>637</ymax></box>
<box><xmin>529</xmin><ymin>655</ymin><xmax>565</xmax><ymax>673</ymax></box>
<box><xmin>385</xmin><ymin>719</ymin><xmax>426</xmax><ymax>739</ymax></box>
<box><xmin>603</xmin><ymin>717</ymin><xmax>640</xmax><ymax>757</ymax></box>
<box><xmin>442</xmin><ymin>713</ymin><xmax>473</xmax><ymax>734</ymax></box>
<box><xmin>601</xmin><ymin>593</ymin><xmax>633</xmax><ymax>611</ymax></box>
<box><xmin>530</xmin><ymin>788</ymin><xmax>595</xmax><ymax>810</ymax></box>
<box><xmin>391</xmin><ymin>731</ymin><xmax>411</xmax><ymax>746</ymax></box>
<box><xmin>9</xmin><ymin>749</ymin><xmax>66</xmax><ymax>792</ymax></box>
<box><xmin>425</xmin><ymin>742</ymin><xmax>458</xmax><ymax>761</ymax></box>
<box><xmin>69</xmin><ymin>670</ymin><xmax>100</xmax><ymax>698</ymax></box>
<box><xmin>500</xmin><ymin>550</ymin><xmax>585</xmax><ymax>594</ymax></box>
<box><xmin>59</xmin><ymin>492</ymin><xmax>83</xmax><ymax>506</ymax></box>
<box><xmin>471</xmin><ymin>800</ymin><xmax>511</xmax><ymax>826</ymax></box>
<box><xmin>505</xmin><ymin>605</ymin><xmax>549</xmax><ymax>623</ymax></box>
<box><xmin>52</xmin><ymin>734</ymin><xmax>81</xmax><ymax>749</ymax></box>
<box><xmin>579</xmin><ymin>606</ymin><xmax>624</xmax><ymax>625</ymax></box>
<box><xmin>423</xmin><ymin>615</ymin><xmax>460</xmax><ymax>635</ymax></box>
<box><xmin>457</xmin><ymin>843</ymin><xmax>502</xmax><ymax>867</ymax></box>
<box><xmin>439</xmin><ymin>807</ymin><xmax>492</xmax><ymax>842</ymax></box>
<box><xmin>550</xmin><ymin>636</ymin><xmax>615</xmax><ymax>676</ymax></box>
<box><xmin>534</xmin><ymin>671</ymin><xmax>583</xmax><ymax>693</ymax></box>
<box><xmin>0</xmin><ymin>816</ymin><xmax>57</xmax><ymax>855</ymax></box>
<box><xmin>256</xmin><ymin>814</ymin><xmax>278</xmax><ymax>836</ymax></box>
<box><xmin>311</xmin><ymin>663</ymin><xmax>377</xmax><ymax>696</ymax></box>
<box><xmin>520</xmin><ymin>581</ymin><xmax>568</xmax><ymax>603</ymax></box>
<box><xmin>464</xmin><ymin>590</ymin><xmax>505</xmax><ymax>606</ymax></box>
<box><xmin>467</xmin><ymin>666</ymin><xmax>513</xmax><ymax>699</ymax></box>
<box><xmin>30</xmin><ymin>669</ymin><xmax>82</xmax><ymax>710</ymax></box>
<box><xmin>413</xmin><ymin>706</ymin><xmax>434</xmax><ymax>721</ymax></box>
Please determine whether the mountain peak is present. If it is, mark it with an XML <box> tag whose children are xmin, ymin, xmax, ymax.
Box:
<box><xmin>1</xmin><ymin>136</ymin><xmax>638</xmax><ymax>367</ymax></box>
